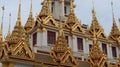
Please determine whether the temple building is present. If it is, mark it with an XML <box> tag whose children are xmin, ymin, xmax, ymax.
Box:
<box><xmin>0</xmin><ymin>0</ymin><xmax>120</xmax><ymax>67</ymax></box>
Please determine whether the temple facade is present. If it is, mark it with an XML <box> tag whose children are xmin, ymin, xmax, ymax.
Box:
<box><xmin>0</xmin><ymin>0</ymin><xmax>120</xmax><ymax>67</ymax></box>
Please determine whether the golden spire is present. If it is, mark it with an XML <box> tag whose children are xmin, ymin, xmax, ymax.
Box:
<box><xmin>6</xmin><ymin>13</ymin><xmax>11</xmax><ymax>41</ymax></box>
<box><xmin>24</xmin><ymin>0</ymin><xmax>34</xmax><ymax>31</ymax></box>
<box><xmin>88</xmin><ymin>0</ymin><xmax>106</xmax><ymax>39</ymax></box>
<box><xmin>109</xmin><ymin>2</ymin><xmax>120</xmax><ymax>41</ymax></box>
<box><xmin>8</xmin><ymin>13</ymin><xmax>11</xmax><ymax>36</ymax></box>
<box><xmin>87</xmin><ymin>1</ymin><xmax>107</xmax><ymax>66</ymax></box>
<box><xmin>16</xmin><ymin>0</ymin><xmax>22</xmax><ymax>26</ymax></box>
<box><xmin>0</xmin><ymin>6</ymin><xmax>5</xmax><ymax>42</ymax></box>
<box><xmin>91</xmin><ymin>0</ymin><xmax>97</xmax><ymax>20</ymax></box>
<box><xmin>70</xmin><ymin>0</ymin><xmax>74</xmax><ymax>13</ymax></box>
<box><xmin>30</xmin><ymin>0</ymin><xmax>33</xmax><ymax>17</ymax></box>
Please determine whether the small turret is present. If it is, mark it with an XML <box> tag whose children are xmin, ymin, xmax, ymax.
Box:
<box><xmin>8</xmin><ymin>0</ymin><xmax>27</xmax><ymax>45</ymax></box>
<box><xmin>24</xmin><ymin>0</ymin><xmax>34</xmax><ymax>32</ymax></box>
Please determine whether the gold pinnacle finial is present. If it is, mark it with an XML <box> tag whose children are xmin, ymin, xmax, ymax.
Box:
<box><xmin>16</xmin><ymin>0</ymin><xmax>22</xmax><ymax>26</ymax></box>
<box><xmin>18</xmin><ymin>0</ymin><xmax>21</xmax><ymax>20</ymax></box>
<box><xmin>8</xmin><ymin>13</ymin><xmax>11</xmax><ymax>36</ymax></box>
<box><xmin>43</xmin><ymin>0</ymin><xmax>48</xmax><ymax>7</ymax></box>
<box><xmin>92</xmin><ymin>0</ymin><xmax>96</xmax><ymax>19</ymax></box>
<box><xmin>111</xmin><ymin>2</ymin><xmax>116</xmax><ymax>24</ymax></box>
<box><xmin>70</xmin><ymin>0</ymin><xmax>74</xmax><ymax>13</ymax></box>
<box><xmin>30</xmin><ymin>0</ymin><xmax>33</xmax><ymax>17</ymax></box>
<box><xmin>0</xmin><ymin>5</ymin><xmax>5</xmax><ymax>41</ymax></box>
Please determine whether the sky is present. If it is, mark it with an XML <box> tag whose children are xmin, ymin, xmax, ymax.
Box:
<box><xmin>0</xmin><ymin>0</ymin><xmax>120</xmax><ymax>37</ymax></box>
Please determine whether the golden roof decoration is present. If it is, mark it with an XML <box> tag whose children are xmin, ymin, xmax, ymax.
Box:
<box><xmin>38</xmin><ymin>0</ymin><xmax>53</xmax><ymax>19</ymax></box>
<box><xmin>6</xmin><ymin>13</ymin><xmax>11</xmax><ymax>41</ymax></box>
<box><xmin>87</xmin><ymin>20</ymin><xmax>107</xmax><ymax>67</ymax></box>
<box><xmin>34</xmin><ymin>0</ymin><xmax>58</xmax><ymax>31</ymax></box>
<box><xmin>10</xmin><ymin>39</ymin><xmax>35</xmax><ymax>60</ymax></box>
<box><xmin>88</xmin><ymin>0</ymin><xmax>106</xmax><ymax>39</ymax></box>
<box><xmin>8</xmin><ymin>0</ymin><xmax>27</xmax><ymax>45</ymax></box>
<box><xmin>0</xmin><ymin>6</ymin><xmax>5</xmax><ymax>42</ymax></box>
<box><xmin>65</xmin><ymin>0</ymin><xmax>84</xmax><ymax>33</ymax></box>
<box><xmin>50</xmin><ymin>18</ymin><xmax>77</xmax><ymax>65</ymax></box>
<box><xmin>109</xmin><ymin>2</ymin><xmax>120</xmax><ymax>43</ymax></box>
<box><xmin>24</xmin><ymin>0</ymin><xmax>34</xmax><ymax>32</ymax></box>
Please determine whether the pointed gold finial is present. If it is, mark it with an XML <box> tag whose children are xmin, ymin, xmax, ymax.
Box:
<box><xmin>0</xmin><ymin>6</ymin><xmax>5</xmax><ymax>42</ymax></box>
<box><xmin>16</xmin><ymin>0</ymin><xmax>22</xmax><ymax>26</ymax></box>
<box><xmin>43</xmin><ymin>0</ymin><xmax>48</xmax><ymax>7</ymax></box>
<box><xmin>6</xmin><ymin>13</ymin><xmax>11</xmax><ymax>41</ymax></box>
<box><xmin>8</xmin><ymin>13</ymin><xmax>11</xmax><ymax>36</ymax></box>
<box><xmin>18</xmin><ymin>0</ymin><xmax>21</xmax><ymax>20</ymax></box>
<box><xmin>92</xmin><ymin>0</ymin><xmax>96</xmax><ymax>19</ymax></box>
<box><xmin>70</xmin><ymin>0</ymin><xmax>74</xmax><ymax>13</ymax></box>
<box><xmin>30</xmin><ymin>0</ymin><xmax>33</xmax><ymax>17</ymax></box>
<box><xmin>111</xmin><ymin>2</ymin><xmax>116</xmax><ymax>24</ymax></box>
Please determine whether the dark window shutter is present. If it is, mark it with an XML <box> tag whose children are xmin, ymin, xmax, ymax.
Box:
<box><xmin>33</xmin><ymin>32</ymin><xmax>37</xmax><ymax>46</ymax></box>
<box><xmin>47</xmin><ymin>31</ymin><xmax>56</xmax><ymax>45</ymax></box>
<box><xmin>112</xmin><ymin>46</ymin><xmax>117</xmax><ymax>58</ymax></box>
<box><xmin>65</xmin><ymin>36</ymin><xmax>69</xmax><ymax>44</ymax></box>
<box><xmin>89</xmin><ymin>44</ymin><xmax>92</xmax><ymax>51</ymax></box>
<box><xmin>102</xmin><ymin>43</ymin><xmax>107</xmax><ymax>55</ymax></box>
<box><xmin>77</xmin><ymin>38</ymin><xmax>83</xmax><ymax>52</ymax></box>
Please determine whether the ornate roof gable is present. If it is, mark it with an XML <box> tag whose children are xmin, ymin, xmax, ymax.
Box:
<box><xmin>5</xmin><ymin>0</ymin><xmax>34</xmax><ymax>60</ymax></box>
<box><xmin>109</xmin><ymin>3</ymin><xmax>120</xmax><ymax>43</ymax></box>
<box><xmin>87</xmin><ymin>23</ymin><xmax>107</xmax><ymax>67</ymax></box>
<box><xmin>50</xmin><ymin>21</ymin><xmax>78</xmax><ymax>66</ymax></box>
<box><xmin>88</xmin><ymin>4</ymin><xmax>106</xmax><ymax>39</ymax></box>
<box><xmin>10</xmin><ymin>39</ymin><xmax>34</xmax><ymax>60</ymax></box>
<box><xmin>65</xmin><ymin>0</ymin><xmax>84</xmax><ymax>34</ymax></box>
<box><xmin>35</xmin><ymin>0</ymin><xmax>58</xmax><ymax>29</ymax></box>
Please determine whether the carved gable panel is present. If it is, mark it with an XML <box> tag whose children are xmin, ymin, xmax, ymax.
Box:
<box><xmin>12</xmin><ymin>41</ymin><xmax>34</xmax><ymax>59</ymax></box>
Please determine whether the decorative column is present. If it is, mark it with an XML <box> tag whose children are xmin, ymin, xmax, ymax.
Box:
<box><xmin>41</xmin><ymin>28</ymin><xmax>47</xmax><ymax>47</ymax></box>
<box><xmin>37</xmin><ymin>28</ymin><xmax>41</xmax><ymax>47</ymax></box>
<box><xmin>70</xmin><ymin>35</ymin><xmax>77</xmax><ymax>52</ymax></box>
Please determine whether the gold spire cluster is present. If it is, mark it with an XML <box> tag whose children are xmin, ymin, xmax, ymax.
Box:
<box><xmin>109</xmin><ymin>2</ymin><xmax>120</xmax><ymax>43</ymax></box>
<box><xmin>0</xmin><ymin>0</ymin><xmax>35</xmax><ymax>60</ymax></box>
<box><xmin>25</xmin><ymin>0</ymin><xmax>34</xmax><ymax>32</ymax></box>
